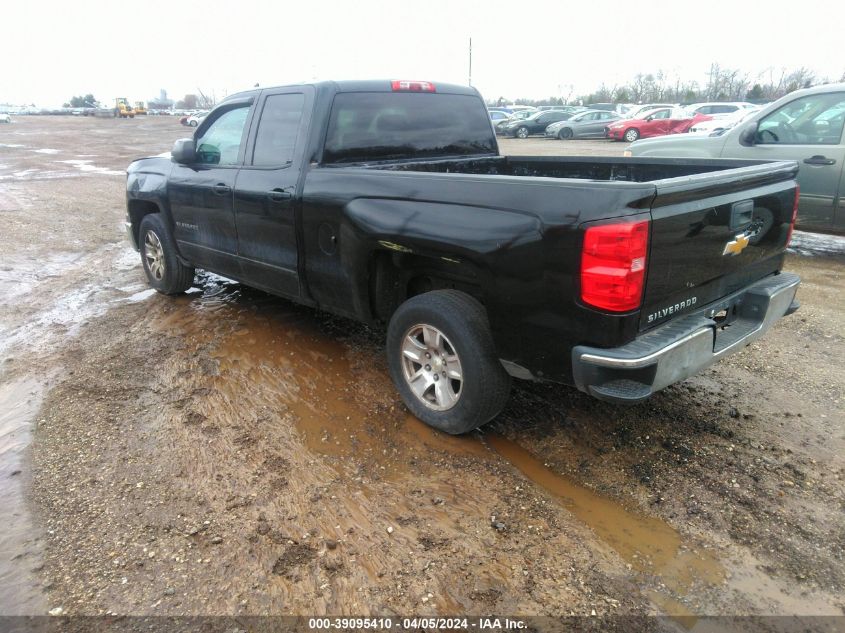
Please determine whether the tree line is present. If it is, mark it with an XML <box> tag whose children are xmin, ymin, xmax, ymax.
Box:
<box><xmin>494</xmin><ymin>65</ymin><xmax>845</xmax><ymax>107</ymax></box>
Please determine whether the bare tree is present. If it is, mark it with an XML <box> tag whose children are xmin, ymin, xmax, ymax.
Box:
<box><xmin>195</xmin><ymin>88</ymin><xmax>217</xmax><ymax>109</ymax></box>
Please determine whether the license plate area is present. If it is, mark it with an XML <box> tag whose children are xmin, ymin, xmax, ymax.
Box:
<box><xmin>708</xmin><ymin>294</ymin><xmax>753</xmax><ymax>353</ymax></box>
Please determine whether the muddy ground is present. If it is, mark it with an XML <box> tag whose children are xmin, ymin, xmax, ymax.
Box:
<box><xmin>1</xmin><ymin>116</ymin><xmax>844</xmax><ymax>626</ymax></box>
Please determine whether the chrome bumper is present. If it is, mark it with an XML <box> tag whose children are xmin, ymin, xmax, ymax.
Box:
<box><xmin>572</xmin><ymin>273</ymin><xmax>800</xmax><ymax>403</ymax></box>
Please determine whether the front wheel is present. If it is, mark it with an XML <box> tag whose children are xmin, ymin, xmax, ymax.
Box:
<box><xmin>139</xmin><ymin>214</ymin><xmax>195</xmax><ymax>295</ymax></box>
<box><xmin>387</xmin><ymin>290</ymin><xmax>511</xmax><ymax>434</ymax></box>
<box><xmin>189</xmin><ymin>120</ymin><xmax>198</xmax><ymax>127</ymax></box>
<box><xmin>624</xmin><ymin>128</ymin><xmax>640</xmax><ymax>142</ymax></box>
<box><xmin>516</xmin><ymin>126</ymin><xmax>529</xmax><ymax>139</ymax></box>
<box><xmin>558</xmin><ymin>127</ymin><xmax>573</xmax><ymax>140</ymax></box>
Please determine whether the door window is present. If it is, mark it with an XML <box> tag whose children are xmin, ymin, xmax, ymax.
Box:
<box><xmin>195</xmin><ymin>106</ymin><xmax>250</xmax><ymax>166</ymax></box>
<box><xmin>252</xmin><ymin>93</ymin><xmax>305</xmax><ymax>167</ymax></box>
<box><xmin>757</xmin><ymin>93</ymin><xmax>845</xmax><ymax>145</ymax></box>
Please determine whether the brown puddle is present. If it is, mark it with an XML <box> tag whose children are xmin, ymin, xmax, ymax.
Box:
<box><xmin>485</xmin><ymin>434</ymin><xmax>725</xmax><ymax>597</ymax></box>
<box><xmin>153</xmin><ymin>274</ymin><xmax>489</xmax><ymax>476</ymax></box>
<box><xmin>148</xmin><ymin>273</ymin><xmax>727</xmax><ymax>611</ymax></box>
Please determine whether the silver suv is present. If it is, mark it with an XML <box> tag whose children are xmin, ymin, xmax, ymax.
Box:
<box><xmin>627</xmin><ymin>84</ymin><xmax>845</xmax><ymax>233</ymax></box>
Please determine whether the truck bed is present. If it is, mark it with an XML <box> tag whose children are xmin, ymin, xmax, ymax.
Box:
<box><xmin>361</xmin><ymin>155</ymin><xmax>770</xmax><ymax>183</ymax></box>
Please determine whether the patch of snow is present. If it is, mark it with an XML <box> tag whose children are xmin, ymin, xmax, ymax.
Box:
<box><xmin>32</xmin><ymin>148</ymin><xmax>60</xmax><ymax>154</ymax></box>
<box><xmin>123</xmin><ymin>288</ymin><xmax>157</xmax><ymax>303</ymax></box>
<box><xmin>788</xmin><ymin>231</ymin><xmax>845</xmax><ymax>258</ymax></box>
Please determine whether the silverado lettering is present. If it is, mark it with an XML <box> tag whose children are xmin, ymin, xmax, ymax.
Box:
<box><xmin>647</xmin><ymin>297</ymin><xmax>698</xmax><ymax>323</ymax></box>
<box><xmin>125</xmin><ymin>79</ymin><xmax>801</xmax><ymax>434</ymax></box>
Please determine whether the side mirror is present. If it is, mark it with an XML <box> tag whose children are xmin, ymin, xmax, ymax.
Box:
<box><xmin>645</xmin><ymin>116</ymin><xmax>653</xmax><ymax>122</ymax></box>
<box><xmin>171</xmin><ymin>138</ymin><xmax>196</xmax><ymax>164</ymax></box>
<box><xmin>738</xmin><ymin>121</ymin><xmax>758</xmax><ymax>147</ymax></box>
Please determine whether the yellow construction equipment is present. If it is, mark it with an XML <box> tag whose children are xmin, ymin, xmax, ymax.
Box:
<box><xmin>134</xmin><ymin>101</ymin><xmax>147</xmax><ymax>115</ymax></box>
<box><xmin>114</xmin><ymin>98</ymin><xmax>135</xmax><ymax>118</ymax></box>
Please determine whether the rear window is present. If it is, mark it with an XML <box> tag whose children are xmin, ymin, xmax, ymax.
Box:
<box><xmin>322</xmin><ymin>92</ymin><xmax>497</xmax><ymax>164</ymax></box>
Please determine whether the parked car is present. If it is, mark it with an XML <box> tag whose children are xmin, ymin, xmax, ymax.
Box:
<box><xmin>0</xmin><ymin>112</ymin><xmax>11</xmax><ymax>123</ymax></box>
<box><xmin>545</xmin><ymin>110</ymin><xmax>621</xmax><ymax>139</ymax></box>
<box><xmin>186</xmin><ymin>111</ymin><xmax>209</xmax><ymax>127</ymax></box>
<box><xmin>623</xmin><ymin>104</ymin><xmax>677</xmax><ymax>120</ymax></box>
<box><xmin>687</xmin><ymin>108</ymin><xmax>760</xmax><ymax>136</ymax></box>
<box><xmin>627</xmin><ymin>83</ymin><xmax>845</xmax><ymax>233</ymax></box>
<box><xmin>686</xmin><ymin>102</ymin><xmax>757</xmax><ymax>117</ymax></box>
<box><xmin>494</xmin><ymin>109</ymin><xmax>533</xmax><ymax>135</ymax></box>
<box><xmin>606</xmin><ymin>107</ymin><xmax>705</xmax><ymax>142</ymax></box>
<box><xmin>489</xmin><ymin>110</ymin><xmax>512</xmax><ymax>125</ymax></box>
<box><xmin>586</xmin><ymin>103</ymin><xmax>634</xmax><ymax>115</ymax></box>
<box><xmin>126</xmin><ymin>79</ymin><xmax>801</xmax><ymax>434</ymax></box>
<box><xmin>501</xmin><ymin>109</ymin><xmax>574</xmax><ymax>138</ymax></box>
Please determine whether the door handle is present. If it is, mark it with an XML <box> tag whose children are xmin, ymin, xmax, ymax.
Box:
<box><xmin>803</xmin><ymin>155</ymin><xmax>836</xmax><ymax>166</ymax></box>
<box><xmin>212</xmin><ymin>183</ymin><xmax>231</xmax><ymax>195</ymax></box>
<box><xmin>268</xmin><ymin>188</ymin><xmax>293</xmax><ymax>202</ymax></box>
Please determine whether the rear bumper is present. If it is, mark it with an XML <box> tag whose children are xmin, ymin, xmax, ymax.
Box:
<box><xmin>572</xmin><ymin>272</ymin><xmax>800</xmax><ymax>403</ymax></box>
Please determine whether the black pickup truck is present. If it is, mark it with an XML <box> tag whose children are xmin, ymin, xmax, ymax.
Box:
<box><xmin>126</xmin><ymin>79</ymin><xmax>801</xmax><ymax>434</ymax></box>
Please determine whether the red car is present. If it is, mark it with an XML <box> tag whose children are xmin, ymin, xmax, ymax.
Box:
<box><xmin>606</xmin><ymin>107</ymin><xmax>711</xmax><ymax>142</ymax></box>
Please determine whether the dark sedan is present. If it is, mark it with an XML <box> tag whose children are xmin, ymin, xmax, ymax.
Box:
<box><xmin>500</xmin><ymin>110</ymin><xmax>573</xmax><ymax>138</ymax></box>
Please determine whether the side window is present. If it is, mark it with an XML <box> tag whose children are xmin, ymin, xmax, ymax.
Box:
<box><xmin>712</xmin><ymin>105</ymin><xmax>736</xmax><ymax>114</ymax></box>
<box><xmin>651</xmin><ymin>109</ymin><xmax>670</xmax><ymax>120</ymax></box>
<box><xmin>757</xmin><ymin>93</ymin><xmax>845</xmax><ymax>145</ymax></box>
<box><xmin>252</xmin><ymin>93</ymin><xmax>305</xmax><ymax>167</ymax></box>
<box><xmin>195</xmin><ymin>106</ymin><xmax>250</xmax><ymax>166</ymax></box>
<box><xmin>697</xmin><ymin>106</ymin><xmax>712</xmax><ymax>115</ymax></box>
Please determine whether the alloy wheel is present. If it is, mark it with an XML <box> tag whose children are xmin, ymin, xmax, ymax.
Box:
<box><xmin>400</xmin><ymin>324</ymin><xmax>463</xmax><ymax>411</ymax></box>
<box><xmin>144</xmin><ymin>230</ymin><xmax>165</xmax><ymax>280</ymax></box>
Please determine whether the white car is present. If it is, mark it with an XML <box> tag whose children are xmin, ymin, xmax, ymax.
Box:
<box><xmin>186</xmin><ymin>111</ymin><xmax>209</xmax><ymax>127</ymax></box>
<box><xmin>0</xmin><ymin>112</ymin><xmax>11</xmax><ymax>123</ymax></box>
<box><xmin>623</xmin><ymin>103</ymin><xmax>677</xmax><ymax>120</ymax></box>
<box><xmin>686</xmin><ymin>102</ymin><xmax>757</xmax><ymax>118</ymax></box>
<box><xmin>687</xmin><ymin>107</ymin><xmax>760</xmax><ymax>136</ymax></box>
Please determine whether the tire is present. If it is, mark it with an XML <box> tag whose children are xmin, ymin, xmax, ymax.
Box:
<box><xmin>558</xmin><ymin>127</ymin><xmax>573</xmax><ymax>140</ymax></box>
<box><xmin>516</xmin><ymin>126</ymin><xmax>529</xmax><ymax>139</ymax></box>
<box><xmin>386</xmin><ymin>290</ymin><xmax>511</xmax><ymax>434</ymax></box>
<box><xmin>138</xmin><ymin>214</ymin><xmax>195</xmax><ymax>295</ymax></box>
<box><xmin>189</xmin><ymin>120</ymin><xmax>198</xmax><ymax>127</ymax></box>
<box><xmin>624</xmin><ymin>128</ymin><xmax>640</xmax><ymax>142</ymax></box>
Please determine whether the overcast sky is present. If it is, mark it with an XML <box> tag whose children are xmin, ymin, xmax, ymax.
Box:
<box><xmin>2</xmin><ymin>0</ymin><xmax>843</xmax><ymax>107</ymax></box>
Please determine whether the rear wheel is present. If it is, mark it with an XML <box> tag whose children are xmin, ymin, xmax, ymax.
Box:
<box><xmin>386</xmin><ymin>290</ymin><xmax>511</xmax><ymax>434</ymax></box>
<box><xmin>559</xmin><ymin>127</ymin><xmax>573</xmax><ymax>140</ymax></box>
<box><xmin>516</xmin><ymin>126</ymin><xmax>529</xmax><ymax>139</ymax></box>
<box><xmin>139</xmin><ymin>214</ymin><xmax>195</xmax><ymax>295</ymax></box>
<box><xmin>624</xmin><ymin>128</ymin><xmax>640</xmax><ymax>142</ymax></box>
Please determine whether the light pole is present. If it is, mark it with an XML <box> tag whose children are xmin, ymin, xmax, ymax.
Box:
<box><xmin>468</xmin><ymin>37</ymin><xmax>472</xmax><ymax>87</ymax></box>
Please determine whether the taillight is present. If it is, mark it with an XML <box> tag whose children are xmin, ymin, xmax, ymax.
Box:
<box><xmin>391</xmin><ymin>80</ymin><xmax>436</xmax><ymax>92</ymax></box>
<box><xmin>581</xmin><ymin>220</ymin><xmax>650</xmax><ymax>312</ymax></box>
<box><xmin>786</xmin><ymin>185</ymin><xmax>800</xmax><ymax>246</ymax></box>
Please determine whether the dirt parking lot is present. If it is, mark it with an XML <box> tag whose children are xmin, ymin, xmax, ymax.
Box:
<box><xmin>1</xmin><ymin>116</ymin><xmax>844</xmax><ymax>626</ymax></box>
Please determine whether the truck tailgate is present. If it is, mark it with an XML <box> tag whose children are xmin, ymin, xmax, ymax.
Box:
<box><xmin>641</xmin><ymin>160</ymin><xmax>799</xmax><ymax>331</ymax></box>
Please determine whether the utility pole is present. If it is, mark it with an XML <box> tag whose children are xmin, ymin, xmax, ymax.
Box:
<box><xmin>468</xmin><ymin>37</ymin><xmax>472</xmax><ymax>87</ymax></box>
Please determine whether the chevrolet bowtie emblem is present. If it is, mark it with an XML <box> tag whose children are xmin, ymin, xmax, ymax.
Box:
<box><xmin>723</xmin><ymin>233</ymin><xmax>750</xmax><ymax>256</ymax></box>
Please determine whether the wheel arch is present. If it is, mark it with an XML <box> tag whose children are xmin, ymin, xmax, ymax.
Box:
<box><xmin>341</xmin><ymin>197</ymin><xmax>543</xmax><ymax>329</ymax></box>
<box><xmin>367</xmin><ymin>249</ymin><xmax>487</xmax><ymax>324</ymax></box>
<box><xmin>127</xmin><ymin>199</ymin><xmax>163</xmax><ymax>247</ymax></box>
